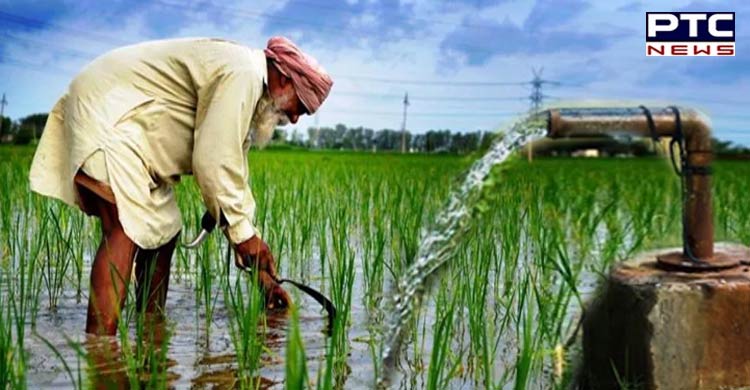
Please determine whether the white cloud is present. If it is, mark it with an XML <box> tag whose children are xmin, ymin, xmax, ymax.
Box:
<box><xmin>0</xmin><ymin>0</ymin><xmax>747</xmax><ymax>144</ymax></box>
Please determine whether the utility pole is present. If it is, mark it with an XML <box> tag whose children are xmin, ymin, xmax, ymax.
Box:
<box><xmin>313</xmin><ymin>112</ymin><xmax>319</xmax><ymax>149</ymax></box>
<box><xmin>400</xmin><ymin>92</ymin><xmax>409</xmax><ymax>153</ymax></box>
<box><xmin>0</xmin><ymin>93</ymin><xmax>7</xmax><ymax>138</ymax></box>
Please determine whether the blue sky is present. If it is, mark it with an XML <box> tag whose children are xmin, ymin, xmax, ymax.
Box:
<box><xmin>0</xmin><ymin>0</ymin><xmax>747</xmax><ymax>145</ymax></box>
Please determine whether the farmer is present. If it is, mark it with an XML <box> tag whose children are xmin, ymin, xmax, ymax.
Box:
<box><xmin>28</xmin><ymin>36</ymin><xmax>333</xmax><ymax>335</ymax></box>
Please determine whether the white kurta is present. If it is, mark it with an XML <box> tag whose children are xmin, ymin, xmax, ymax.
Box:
<box><xmin>29</xmin><ymin>37</ymin><xmax>267</xmax><ymax>249</ymax></box>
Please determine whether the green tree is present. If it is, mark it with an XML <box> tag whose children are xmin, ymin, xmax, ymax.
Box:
<box><xmin>15</xmin><ymin>113</ymin><xmax>48</xmax><ymax>144</ymax></box>
<box><xmin>0</xmin><ymin>116</ymin><xmax>11</xmax><ymax>137</ymax></box>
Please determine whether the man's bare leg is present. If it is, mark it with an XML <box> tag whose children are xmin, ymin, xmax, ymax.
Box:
<box><xmin>135</xmin><ymin>234</ymin><xmax>178</xmax><ymax>315</ymax></box>
<box><xmin>85</xmin><ymin>189</ymin><xmax>137</xmax><ymax>335</ymax></box>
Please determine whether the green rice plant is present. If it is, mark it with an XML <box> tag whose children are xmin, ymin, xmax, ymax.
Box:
<box><xmin>69</xmin><ymin>214</ymin><xmax>86</xmax><ymax>302</ymax></box>
<box><xmin>195</xmin><ymin>237</ymin><xmax>221</xmax><ymax>337</ymax></box>
<box><xmin>42</xmin><ymin>207</ymin><xmax>75</xmax><ymax>310</ymax></box>
<box><xmin>223</xmin><ymin>269</ymin><xmax>265</xmax><ymax>389</ymax></box>
<box><xmin>5</xmin><ymin>143</ymin><xmax>750</xmax><ymax>389</ymax></box>
<box><xmin>513</xmin><ymin>273</ymin><xmax>542</xmax><ymax>390</ymax></box>
<box><xmin>286</xmin><ymin>306</ymin><xmax>308</xmax><ymax>390</ymax></box>
<box><xmin>465</xmin><ymin>237</ymin><xmax>494</xmax><ymax>386</ymax></box>
<box><xmin>0</xmin><ymin>290</ymin><xmax>17</xmax><ymax>388</ymax></box>
<box><xmin>319</xmin><ymin>205</ymin><xmax>356</xmax><ymax>389</ymax></box>
<box><xmin>361</xmin><ymin>183</ymin><xmax>387</xmax><ymax>309</ymax></box>
<box><xmin>7</xmin><ymin>204</ymin><xmax>44</xmax><ymax>359</ymax></box>
<box><xmin>425</xmin><ymin>286</ymin><xmax>460</xmax><ymax>390</ymax></box>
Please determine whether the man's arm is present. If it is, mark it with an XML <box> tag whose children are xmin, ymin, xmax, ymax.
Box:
<box><xmin>193</xmin><ymin>69</ymin><xmax>260</xmax><ymax>245</ymax></box>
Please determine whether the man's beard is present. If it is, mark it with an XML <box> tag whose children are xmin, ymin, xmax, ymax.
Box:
<box><xmin>248</xmin><ymin>92</ymin><xmax>290</xmax><ymax>149</ymax></box>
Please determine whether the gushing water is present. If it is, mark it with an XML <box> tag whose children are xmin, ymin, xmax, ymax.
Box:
<box><xmin>376</xmin><ymin>116</ymin><xmax>547</xmax><ymax>388</ymax></box>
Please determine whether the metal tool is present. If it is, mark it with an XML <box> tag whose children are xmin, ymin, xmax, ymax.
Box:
<box><xmin>275</xmin><ymin>277</ymin><xmax>336</xmax><ymax>330</ymax></box>
<box><xmin>182</xmin><ymin>211</ymin><xmax>217</xmax><ymax>249</ymax></box>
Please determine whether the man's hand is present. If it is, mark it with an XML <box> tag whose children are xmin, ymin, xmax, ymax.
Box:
<box><xmin>233</xmin><ymin>235</ymin><xmax>291</xmax><ymax>310</ymax></box>
<box><xmin>258</xmin><ymin>270</ymin><xmax>291</xmax><ymax>310</ymax></box>
<box><xmin>233</xmin><ymin>235</ymin><xmax>277</xmax><ymax>275</ymax></box>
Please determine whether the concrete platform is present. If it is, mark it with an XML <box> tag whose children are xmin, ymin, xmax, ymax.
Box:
<box><xmin>581</xmin><ymin>243</ymin><xmax>750</xmax><ymax>390</ymax></box>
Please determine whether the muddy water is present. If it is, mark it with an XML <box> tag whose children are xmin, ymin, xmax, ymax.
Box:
<box><xmin>24</xmin><ymin>250</ymin><xmax>378</xmax><ymax>389</ymax></box>
<box><xmin>19</xmin><ymin>211</ymin><xmax>621</xmax><ymax>389</ymax></box>
<box><xmin>21</xmin><ymin>232</ymin><xmax>609</xmax><ymax>389</ymax></box>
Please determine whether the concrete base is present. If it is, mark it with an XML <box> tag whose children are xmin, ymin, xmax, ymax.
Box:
<box><xmin>582</xmin><ymin>243</ymin><xmax>750</xmax><ymax>390</ymax></box>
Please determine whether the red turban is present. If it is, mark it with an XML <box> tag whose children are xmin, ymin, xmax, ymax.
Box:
<box><xmin>264</xmin><ymin>36</ymin><xmax>333</xmax><ymax>114</ymax></box>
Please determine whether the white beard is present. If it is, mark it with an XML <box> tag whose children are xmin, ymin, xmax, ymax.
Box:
<box><xmin>247</xmin><ymin>93</ymin><xmax>290</xmax><ymax>149</ymax></box>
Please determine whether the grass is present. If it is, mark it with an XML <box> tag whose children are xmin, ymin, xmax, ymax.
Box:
<box><xmin>285</xmin><ymin>306</ymin><xmax>308</xmax><ymax>390</ymax></box>
<box><xmin>223</xmin><ymin>268</ymin><xmax>266</xmax><ymax>389</ymax></box>
<box><xmin>2</xmin><ymin>144</ymin><xmax>750</xmax><ymax>388</ymax></box>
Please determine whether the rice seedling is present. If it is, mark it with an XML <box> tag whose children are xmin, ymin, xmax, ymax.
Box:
<box><xmin>425</xmin><ymin>286</ymin><xmax>460</xmax><ymax>390</ymax></box>
<box><xmin>3</xmin><ymin>141</ymin><xmax>750</xmax><ymax>390</ymax></box>
<box><xmin>223</xmin><ymin>268</ymin><xmax>266</xmax><ymax>389</ymax></box>
<box><xmin>195</xmin><ymin>237</ymin><xmax>221</xmax><ymax>336</ymax></box>
<box><xmin>42</xmin><ymin>208</ymin><xmax>75</xmax><ymax>310</ymax></box>
<box><xmin>0</xmin><ymin>291</ymin><xmax>18</xmax><ymax>388</ymax></box>
<box><xmin>317</xmin><ymin>205</ymin><xmax>356</xmax><ymax>389</ymax></box>
<box><xmin>285</xmin><ymin>306</ymin><xmax>308</xmax><ymax>390</ymax></box>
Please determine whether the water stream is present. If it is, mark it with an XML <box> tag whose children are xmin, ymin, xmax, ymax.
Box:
<box><xmin>377</xmin><ymin>115</ymin><xmax>548</xmax><ymax>388</ymax></box>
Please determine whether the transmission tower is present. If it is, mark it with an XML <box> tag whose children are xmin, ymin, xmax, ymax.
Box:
<box><xmin>527</xmin><ymin>68</ymin><xmax>561</xmax><ymax>161</ymax></box>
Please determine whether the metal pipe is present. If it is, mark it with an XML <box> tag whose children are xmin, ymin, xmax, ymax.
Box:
<box><xmin>546</xmin><ymin>106</ymin><xmax>729</xmax><ymax>269</ymax></box>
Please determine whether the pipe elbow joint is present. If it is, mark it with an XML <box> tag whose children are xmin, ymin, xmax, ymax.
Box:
<box><xmin>680</xmin><ymin>109</ymin><xmax>713</xmax><ymax>153</ymax></box>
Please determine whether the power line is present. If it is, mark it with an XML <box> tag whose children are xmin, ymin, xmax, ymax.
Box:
<box><xmin>338</xmin><ymin>75</ymin><xmax>528</xmax><ymax>86</ymax></box>
<box><xmin>321</xmin><ymin>108</ymin><xmax>522</xmax><ymax>117</ymax></box>
<box><xmin>334</xmin><ymin>91</ymin><xmax>528</xmax><ymax>102</ymax></box>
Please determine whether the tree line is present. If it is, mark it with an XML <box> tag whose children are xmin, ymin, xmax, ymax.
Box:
<box><xmin>297</xmin><ymin>124</ymin><xmax>496</xmax><ymax>154</ymax></box>
<box><xmin>3</xmin><ymin>112</ymin><xmax>749</xmax><ymax>156</ymax></box>
<box><xmin>0</xmin><ymin>113</ymin><xmax>48</xmax><ymax>144</ymax></box>
<box><xmin>1</xmin><ymin>112</ymin><xmax>498</xmax><ymax>154</ymax></box>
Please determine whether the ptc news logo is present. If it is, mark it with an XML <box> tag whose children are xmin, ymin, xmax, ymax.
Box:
<box><xmin>646</xmin><ymin>12</ymin><xmax>735</xmax><ymax>56</ymax></box>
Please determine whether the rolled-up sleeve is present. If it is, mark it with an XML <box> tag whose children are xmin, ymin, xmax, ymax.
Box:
<box><xmin>193</xmin><ymin>68</ymin><xmax>261</xmax><ymax>244</ymax></box>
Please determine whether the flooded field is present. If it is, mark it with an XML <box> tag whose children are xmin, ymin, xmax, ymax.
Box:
<box><xmin>2</xmin><ymin>145</ymin><xmax>750</xmax><ymax>389</ymax></box>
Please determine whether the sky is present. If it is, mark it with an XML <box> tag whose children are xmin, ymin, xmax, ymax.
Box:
<box><xmin>0</xmin><ymin>0</ymin><xmax>748</xmax><ymax>145</ymax></box>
